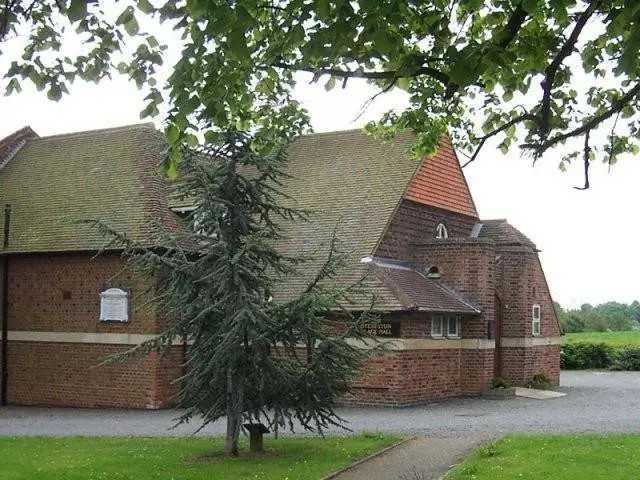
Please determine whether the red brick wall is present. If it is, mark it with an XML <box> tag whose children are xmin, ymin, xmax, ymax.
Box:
<box><xmin>494</xmin><ymin>246</ymin><xmax>560</xmax><ymax>385</ymax></box>
<box><xmin>500</xmin><ymin>346</ymin><xmax>533</xmax><ymax>386</ymax></box>
<box><xmin>461</xmin><ymin>349</ymin><xmax>494</xmax><ymax>393</ymax></box>
<box><xmin>7</xmin><ymin>253</ymin><xmax>159</xmax><ymax>334</ymax></box>
<box><xmin>495</xmin><ymin>247</ymin><xmax>560</xmax><ymax>339</ymax></box>
<box><xmin>500</xmin><ymin>344</ymin><xmax>560</xmax><ymax>386</ymax></box>
<box><xmin>413</xmin><ymin>239</ymin><xmax>495</xmax><ymax>339</ymax></box>
<box><xmin>7</xmin><ymin>342</ymin><xmax>182</xmax><ymax>408</ymax></box>
<box><xmin>399</xmin><ymin>313</ymin><xmax>481</xmax><ymax>340</ymax></box>
<box><xmin>345</xmin><ymin>349</ymin><xmax>463</xmax><ymax>406</ymax></box>
<box><xmin>376</xmin><ymin>200</ymin><xmax>477</xmax><ymax>261</ymax></box>
<box><xmin>533</xmin><ymin>344</ymin><xmax>561</xmax><ymax>385</ymax></box>
<box><xmin>1</xmin><ymin>252</ymin><xmax>182</xmax><ymax>408</ymax></box>
<box><xmin>344</xmin><ymin>345</ymin><xmax>494</xmax><ymax>406</ymax></box>
<box><xmin>400</xmin><ymin>316</ymin><xmax>429</xmax><ymax>338</ymax></box>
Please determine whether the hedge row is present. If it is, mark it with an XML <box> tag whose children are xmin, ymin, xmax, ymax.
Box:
<box><xmin>561</xmin><ymin>342</ymin><xmax>640</xmax><ymax>370</ymax></box>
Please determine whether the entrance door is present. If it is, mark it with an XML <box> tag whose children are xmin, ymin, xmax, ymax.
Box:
<box><xmin>494</xmin><ymin>295</ymin><xmax>503</xmax><ymax>377</ymax></box>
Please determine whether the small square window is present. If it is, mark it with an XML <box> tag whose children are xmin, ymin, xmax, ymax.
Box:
<box><xmin>447</xmin><ymin>316</ymin><xmax>460</xmax><ymax>338</ymax></box>
<box><xmin>431</xmin><ymin>315</ymin><xmax>443</xmax><ymax>338</ymax></box>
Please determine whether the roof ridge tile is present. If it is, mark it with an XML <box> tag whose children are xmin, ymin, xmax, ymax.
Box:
<box><xmin>35</xmin><ymin>122</ymin><xmax>156</xmax><ymax>142</ymax></box>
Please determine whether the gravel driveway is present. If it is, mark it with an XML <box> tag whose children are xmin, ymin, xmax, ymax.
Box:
<box><xmin>1</xmin><ymin>371</ymin><xmax>638</xmax><ymax>437</ymax></box>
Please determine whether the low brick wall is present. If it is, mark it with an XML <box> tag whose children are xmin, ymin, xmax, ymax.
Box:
<box><xmin>341</xmin><ymin>347</ymin><xmax>493</xmax><ymax>407</ymax></box>
<box><xmin>6</xmin><ymin>342</ymin><xmax>182</xmax><ymax>408</ymax></box>
<box><xmin>500</xmin><ymin>344</ymin><xmax>560</xmax><ymax>387</ymax></box>
<box><xmin>533</xmin><ymin>344</ymin><xmax>561</xmax><ymax>385</ymax></box>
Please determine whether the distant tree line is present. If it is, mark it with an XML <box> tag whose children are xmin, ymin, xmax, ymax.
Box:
<box><xmin>555</xmin><ymin>301</ymin><xmax>640</xmax><ymax>333</ymax></box>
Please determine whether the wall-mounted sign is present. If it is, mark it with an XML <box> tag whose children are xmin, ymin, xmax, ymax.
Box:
<box><xmin>364</xmin><ymin>322</ymin><xmax>400</xmax><ymax>338</ymax></box>
<box><xmin>99</xmin><ymin>287</ymin><xmax>130</xmax><ymax>322</ymax></box>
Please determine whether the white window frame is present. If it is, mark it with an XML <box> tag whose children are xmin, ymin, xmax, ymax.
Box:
<box><xmin>431</xmin><ymin>314</ymin><xmax>460</xmax><ymax>338</ymax></box>
<box><xmin>532</xmin><ymin>304</ymin><xmax>541</xmax><ymax>336</ymax></box>
<box><xmin>446</xmin><ymin>315</ymin><xmax>460</xmax><ymax>338</ymax></box>
<box><xmin>431</xmin><ymin>315</ymin><xmax>443</xmax><ymax>338</ymax></box>
<box><xmin>435</xmin><ymin>223</ymin><xmax>448</xmax><ymax>239</ymax></box>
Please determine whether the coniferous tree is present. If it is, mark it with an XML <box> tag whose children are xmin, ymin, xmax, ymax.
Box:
<box><xmin>93</xmin><ymin>132</ymin><xmax>378</xmax><ymax>456</ymax></box>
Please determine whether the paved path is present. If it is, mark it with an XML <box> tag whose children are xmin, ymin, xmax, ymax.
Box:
<box><xmin>331</xmin><ymin>436</ymin><xmax>489</xmax><ymax>480</ymax></box>
<box><xmin>1</xmin><ymin>371</ymin><xmax>638</xmax><ymax>437</ymax></box>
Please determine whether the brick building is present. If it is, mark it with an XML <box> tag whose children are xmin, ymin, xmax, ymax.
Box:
<box><xmin>0</xmin><ymin>124</ymin><xmax>560</xmax><ymax>408</ymax></box>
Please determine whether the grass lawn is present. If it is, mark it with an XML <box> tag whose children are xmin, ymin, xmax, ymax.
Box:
<box><xmin>446</xmin><ymin>434</ymin><xmax>640</xmax><ymax>480</ymax></box>
<box><xmin>0</xmin><ymin>434</ymin><xmax>400</xmax><ymax>480</ymax></box>
<box><xmin>563</xmin><ymin>331</ymin><xmax>640</xmax><ymax>347</ymax></box>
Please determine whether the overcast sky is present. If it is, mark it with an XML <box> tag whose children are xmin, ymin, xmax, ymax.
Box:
<box><xmin>1</xmin><ymin>23</ymin><xmax>638</xmax><ymax>310</ymax></box>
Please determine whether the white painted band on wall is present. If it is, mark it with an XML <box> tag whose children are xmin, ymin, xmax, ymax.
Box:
<box><xmin>4</xmin><ymin>330</ymin><xmax>171</xmax><ymax>345</ymax></box>
<box><xmin>1</xmin><ymin>330</ymin><xmax>559</xmax><ymax>349</ymax></box>
<box><xmin>346</xmin><ymin>338</ymin><xmax>495</xmax><ymax>351</ymax></box>
<box><xmin>499</xmin><ymin>337</ymin><xmax>562</xmax><ymax>347</ymax></box>
<box><xmin>3</xmin><ymin>330</ymin><xmax>495</xmax><ymax>350</ymax></box>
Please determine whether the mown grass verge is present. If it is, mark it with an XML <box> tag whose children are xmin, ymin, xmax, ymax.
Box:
<box><xmin>446</xmin><ymin>434</ymin><xmax>640</xmax><ymax>480</ymax></box>
<box><xmin>0</xmin><ymin>434</ymin><xmax>400</xmax><ymax>480</ymax></box>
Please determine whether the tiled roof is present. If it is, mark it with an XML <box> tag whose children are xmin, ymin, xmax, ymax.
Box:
<box><xmin>479</xmin><ymin>219</ymin><xmax>536</xmax><ymax>248</ymax></box>
<box><xmin>0</xmin><ymin>126</ymin><xmax>38</xmax><ymax>170</ymax></box>
<box><xmin>405</xmin><ymin>137</ymin><xmax>478</xmax><ymax>218</ymax></box>
<box><xmin>0</xmin><ymin>123</ymin><xmax>179</xmax><ymax>253</ymax></box>
<box><xmin>272</xmin><ymin>129</ymin><xmax>423</xmax><ymax>302</ymax></box>
<box><xmin>1</xmin><ymin>124</ymin><xmax>484</xmax><ymax>314</ymax></box>
<box><xmin>362</xmin><ymin>258</ymin><xmax>481</xmax><ymax>314</ymax></box>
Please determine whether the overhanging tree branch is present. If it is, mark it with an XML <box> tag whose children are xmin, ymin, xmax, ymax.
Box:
<box><xmin>272</xmin><ymin>61</ymin><xmax>451</xmax><ymax>88</ymax></box>
<box><xmin>607</xmin><ymin>111</ymin><xmax>621</xmax><ymax>172</ymax></box>
<box><xmin>494</xmin><ymin>5</ymin><xmax>529</xmax><ymax>51</ymax></box>
<box><xmin>462</xmin><ymin>113</ymin><xmax>534</xmax><ymax>167</ymax></box>
<box><xmin>353</xmin><ymin>78</ymin><xmax>397</xmax><ymax>122</ymax></box>
<box><xmin>525</xmin><ymin>82</ymin><xmax>640</xmax><ymax>156</ymax></box>
<box><xmin>539</xmin><ymin>0</ymin><xmax>601</xmax><ymax>136</ymax></box>
<box><xmin>575</xmin><ymin>129</ymin><xmax>591</xmax><ymax>190</ymax></box>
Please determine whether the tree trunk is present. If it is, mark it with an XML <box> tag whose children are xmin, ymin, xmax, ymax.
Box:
<box><xmin>224</xmin><ymin>368</ymin><xmax>244</xmax><ymax>456</ymax></box>
<box><xmin>225</xmin><ymin>412</ymin><xmax>240</xmax><ymax>456</ymax></box>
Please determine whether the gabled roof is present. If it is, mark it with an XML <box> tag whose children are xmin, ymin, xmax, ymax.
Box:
<box><xmin>0</xmin><ymin>126</ymin><xmax>38</xmax><ymax>170</ymax></box>
<box><xmin>404</xmin><ymin>137</ymin><xmax>478</xmax><ymax>218</ymax></box>
<box><xmin>270</xmin><ymin>129</ymin><xmax>424</xmax><ymax>301</ymax></box>
<box><xmin>0</xmin><ymin>123</ymin><xmax>178</xmax><ymax>253</ymax></box>
<box><xmin>363</xmin><ymin>258</ymin><xmax>481</xmax><ymax>314</ymax></box>
<box><xmin>1</xmin><ymin>124</ymin><xmax>485</xmax><ymax>314</ymax></box>
<box><xmin>479</xmin><ymin>219</ymin><xmax>536</xmax><ymax>249</ymax></box>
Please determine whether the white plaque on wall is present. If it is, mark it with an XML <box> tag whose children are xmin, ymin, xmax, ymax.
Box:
<box><xmin>99</xmin><ymin>288</ymin><xmax>130</xmax><ymax>322</ymax></box>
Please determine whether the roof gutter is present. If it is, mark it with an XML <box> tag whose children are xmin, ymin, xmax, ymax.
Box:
<box><xmin>1</xmin><ymin>204</ymin><xmax>10</xmax><ymax>405</ymax></box>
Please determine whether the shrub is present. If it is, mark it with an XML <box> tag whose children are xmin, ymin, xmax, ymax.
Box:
<box><xmin>527</xmin><ymin>373</ymin><xmax>552</xmax><ymax>389</ymax></box>
<box><xmin>561</xmin><ymin>342</ymin><xmax>614</xmax><ymax>369</ymax></box>
<box><xmin>610</xmin><ymin>347</ymin><xmax>640</xmax><ymax>371</ymax></box>
<box><xmin>489</xmin><ymin>377</ymin><xmax>509</xmax><ymax>389</ymax></box>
